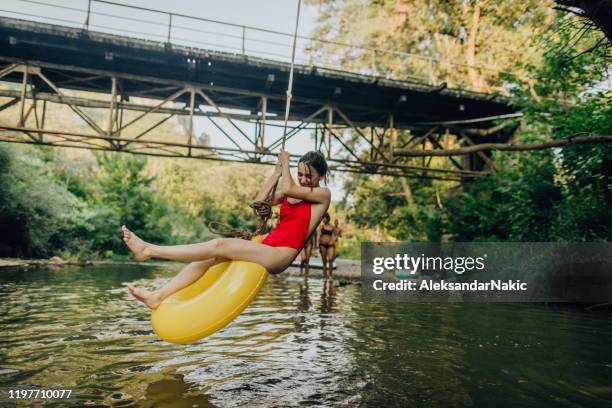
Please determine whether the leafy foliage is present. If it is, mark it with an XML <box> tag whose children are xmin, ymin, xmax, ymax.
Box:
<box><xmin>318</xmin><ymin>3</ymin><xmax>610</xmax><ymax>242</ymax></box>
<box><xmin>0</xmin><ymin>145</ymin><xmax>84</xmax><ymax>257</ymax></box>
<box><xmin>444</xmin><ymin>14</ymin><xmax>611</xmax><ymax>241</ymax></box>
<box><xmin>0</xmin><ymin>3</ymin><xmax>609</xmax><ymax>260</ymax></box>
<box><xmin>306</xmin><ymin>0</ymin><xmax>554</xmax><ymax>92</ymax></box>
<box><xmin>95</xmin><ymin>153</ymin><xmax>172</xmax><ymax>248</ymax></box>
<box><xmin>0</xmin><ymin>144</ymin><xmax>267</xmax><ymax>258</ymax></box>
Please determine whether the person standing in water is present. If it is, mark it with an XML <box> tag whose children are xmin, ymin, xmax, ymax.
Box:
<box><xmin>318</xmin><ymin>213</ymin><xmax>336</xmax><ymax>280</ymax></box>
<box><xmin>123</xmin><ymin>150</ymin><xmax>330</xmax><ymax>309</ymax></box>
<box><xmin>299</xmin><ymin>232</ymin><xmax>316</xmax><ymax>277</ymax></box>
<box><xmin>331</xmin><ymin>218</ymin><xmax>343</xmax><ymax>267</ymax></box>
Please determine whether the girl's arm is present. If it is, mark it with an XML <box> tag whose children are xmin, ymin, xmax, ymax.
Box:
<box><xmin>254</xmin><ymin>164</ymin><xmax>283</xmax><ymax>205</ymax></box>
<box><xmin>280</xmin><ymin>150</ymin><xmax>330</xmax><ymax>203</ymax></box>
<box><xmin>330</xmin><ymin>230</ymin><xmax>338</xmax><ymax>245</ymax></box>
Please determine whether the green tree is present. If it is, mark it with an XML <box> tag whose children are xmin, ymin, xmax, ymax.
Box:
<box><xmin>445</xmin><ymin>14</ymin><xmax>611</xmax><ymax>241</ymax></box>
<box><xmin>306</xmin><ymin>0</ymin><xmax>554</xmax><ymax>92</ymax></box>
<box><xmin>312</xmin><ymin>2</ymin><xmax>610</xmax><ymax>242</ymax></box>
<box><xmin>95</xmin><ymin>152</ymin><xmax>173</xmax><ymax>251</ymax></box>
<box><xmin>0</xmin><ymin>145</ymin><xmax>85</xmax><ymax>257</ymax></box>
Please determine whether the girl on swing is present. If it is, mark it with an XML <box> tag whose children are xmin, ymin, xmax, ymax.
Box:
<box><xmin>123</xmin><ymin>150</ymin><xmax>330</xmax><ymax>310</ymax></box>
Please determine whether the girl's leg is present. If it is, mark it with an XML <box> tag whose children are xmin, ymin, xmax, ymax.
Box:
<box><xmin>157</xmin><ymin>257</ymin><xmax>226</xmax><ymax>300</ymax></box>
<box><xmin>306</xmin><ymin>242</ymin><xmax>314</xmax><ymax>275</ymax></box>
<box><xmin>319</xmin><ymin>245</ymin><xmax>328</xmax><ymax>278</ymax></box>
<box><xmin>122</xmin><ymin>226</ymin><xmax>293</xmax><ymax>273</ymax></box>
<box><xmin>127</xmin><ymin>258</ymin><xmax>224</xmax><ymax>309</ymax></box>
<box><xmin>299</xmin><ymin>248</ymin><xmax>307</xmax><ymax>275</ymax></box>
<box><xmin>306</xmin><ymin>244</ymin><xmax>313</xmax><ymax>260</ymax></box>
<box><xmin>327</xmin><ymin>247</ymin><xmax>336</xmax><ymax>279</ymax></box>
<box><xmin>122</xmin><ymin>225</ymin><xmax>220</xmax><ymax>262</ymax></box>
<box><xmin>304</xmin><ymin>244</ymin><xmax>312</xmax><ymax>278</ymax></box>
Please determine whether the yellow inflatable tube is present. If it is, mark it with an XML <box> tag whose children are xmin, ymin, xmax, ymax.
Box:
<box><xmin>151</xmin><ymin>257</ymin><xmax>268</xmax><ymax>344</ymax></box>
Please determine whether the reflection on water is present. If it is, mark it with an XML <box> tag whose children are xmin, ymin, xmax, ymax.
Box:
<box><xmin>1</xmin><ymin>264</ymin><xmax>612</xmax><ymax>407</ymax></box>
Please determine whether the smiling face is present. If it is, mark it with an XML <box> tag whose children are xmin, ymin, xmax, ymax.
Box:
<box><xmin>297</xmin><ymin>162</ymin><xmax>321</xmax><ymax>188</ymax></box>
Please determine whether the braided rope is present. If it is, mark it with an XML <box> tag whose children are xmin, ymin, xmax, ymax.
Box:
<box><xmin>281</xmin><ymin>0</ymin><xmax>301</xmax><ymax>150</ymax></box>
<box><xmin>207</xmin><ymin>221</ymin><xmax>254</xmax><ymax>240</ymax></box>
<box><xmin>208</xmin><ymin>0</ymin><xmax>301</xmax><ymax>239</ymax></box>
<box><xmin>207</xmin><ymin>198</ymin><xmax>274</xmax><ymax>240</ymax></box>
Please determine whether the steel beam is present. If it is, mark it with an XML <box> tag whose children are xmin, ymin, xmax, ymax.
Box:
<box><xmin>0</xmin><ymin>58</ymin><xmax>503</xmax><ymax>179</ymax></box>
<box><xmin>0</xmin><ymin>125</ymin><xmax>488</xmax><ymax>177</ymax></box>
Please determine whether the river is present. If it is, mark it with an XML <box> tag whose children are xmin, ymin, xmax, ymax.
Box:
<box><xmin>1</xmin><ymin>264</ymin><xmax>612</xmax><ymax>407</ymax></box>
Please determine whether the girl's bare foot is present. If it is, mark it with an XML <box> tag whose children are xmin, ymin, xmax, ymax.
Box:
<box><xmin>127</xmin><ymin>283</ymin><xmax>163</xmax><ymax>310</ymax></box>
<box><xmin>121</xmin><ymin>225</ymin><xmax>151</xmax><ymax>261</ymax></box>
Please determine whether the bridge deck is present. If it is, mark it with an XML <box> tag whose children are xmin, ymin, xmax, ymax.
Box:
<box><xmin>0</xmin><ymin>17</ymin><xmax>515</xmax><ymax>130</ymax></box>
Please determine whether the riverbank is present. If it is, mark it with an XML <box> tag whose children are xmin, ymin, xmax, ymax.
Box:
<box><xmin>0</xmin><ymin>257</ymin><xmax>93</xmax><ymax>268</ymax></box>
<box><xmin>286</xmin><ymin>258</ymin><xmax>361</xmax><ymax>280</ymax></box>
<box><xmin>0</xmin><ymin>256</ymin><xmax>362</xmax><ymax>280</ymax></box>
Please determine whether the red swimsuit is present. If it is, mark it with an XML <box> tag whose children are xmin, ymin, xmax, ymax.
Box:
<box><xmin>262</xmin><ymin>198</ymin><xmax>311</xmax><ymax>251</ymax></box>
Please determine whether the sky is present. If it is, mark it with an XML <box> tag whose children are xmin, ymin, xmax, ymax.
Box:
<box><xmin>0</xmin><ymin>0</ymin><xmax>348</xmax><ymax>199</ymax></box>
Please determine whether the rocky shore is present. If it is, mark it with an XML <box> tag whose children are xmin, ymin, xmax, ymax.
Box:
<box><xmin>0</xmin><ymin>257</ymin><xmax>93</xmax><ymax>268</ymax></box>
<box><xmin>0</xmin><ymin>256</ymin><xmax>362</xmax><ymax>280</ymax></box>
<box><xmin>285</xmin><ymin>258</ymin><xmax>361</xmax><ymax>280</ymax></box>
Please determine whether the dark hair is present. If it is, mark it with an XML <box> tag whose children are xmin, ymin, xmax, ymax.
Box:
<box><xmin>323</xmin><ymin>212</ymin><xmax>330</xmax><ymax>221</ymax></box>
<box><xmin>298</xmin><ymin>151</ymin><xmax>328</xmax><ymax>178</ymax></box>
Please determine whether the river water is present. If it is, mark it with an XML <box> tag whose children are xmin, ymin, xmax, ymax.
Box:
<box><xmin>1</xmin><ymin>264</ymin><xmax>612</xmax><ymax>407</ymax></box>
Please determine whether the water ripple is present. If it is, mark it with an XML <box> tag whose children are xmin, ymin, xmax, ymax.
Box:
<box><xmin>1</xmin><ymin>265</ymin><xmax>612</xmax><ymax>407</ymax></box>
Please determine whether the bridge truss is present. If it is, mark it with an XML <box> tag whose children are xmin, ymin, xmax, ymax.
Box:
<box><xmin>0</xmin><ymin>59</ymin><xmax>523</xmax><ymax>182</ymax></box>
<box><xmin>0</xmin><ymin>16</ymin><xmax>521</xmax><ymax>182</ymax></box>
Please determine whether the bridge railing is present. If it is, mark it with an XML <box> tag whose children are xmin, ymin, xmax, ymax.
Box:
<box><xmin>0</xmin><ymin>0</ymin><xmax>519</xmax><ymax>94</ymax></box>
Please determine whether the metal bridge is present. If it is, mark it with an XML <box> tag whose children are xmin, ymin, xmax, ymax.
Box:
<box><xmin>0</xmin><ymin>0</ymin><xmax>521</xmax><ymax>181</ymax></box>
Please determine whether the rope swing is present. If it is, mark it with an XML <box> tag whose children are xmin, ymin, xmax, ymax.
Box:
<box><xmin>281</xmin><ymin>0</ymin><xmax>302</xmax><ymax>150</ymax></box>
<box><xmin>209</xmin><ymin>0</ymin><xmax>302</xmax><ymax>239</ymax></box>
